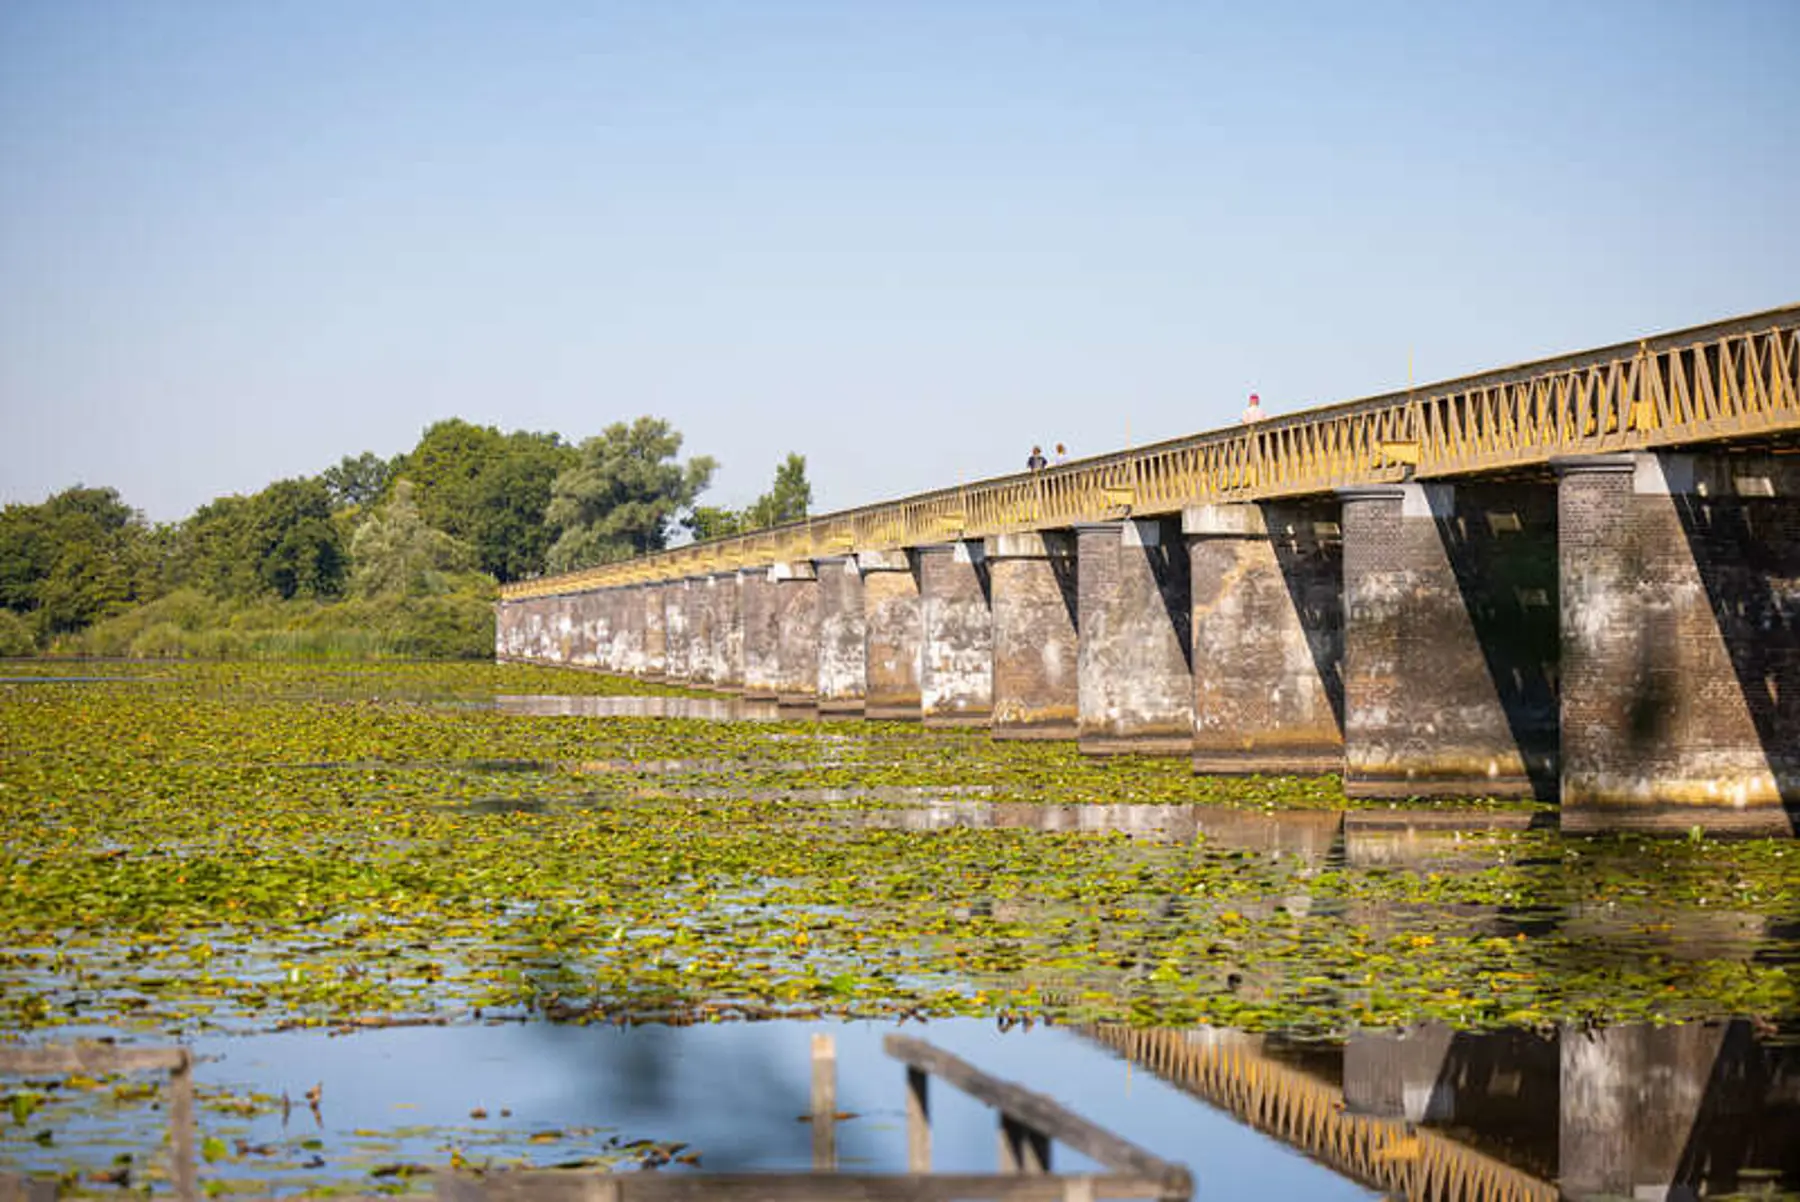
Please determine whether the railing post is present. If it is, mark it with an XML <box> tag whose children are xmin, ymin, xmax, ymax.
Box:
<box><xmin>905</xmin><ymin>1066</ymin><xmax>931</xmax><ymax>1172</ymax></box>
<box><xmin>998</xmin><ymin>1112</ymin><xmax>1051</xmax><ymax>1173</ymax></box>
<box><xmin>810</xmin><ymin>1033</ymin><xmax>836</xmax><ymax>1170</ymax></box>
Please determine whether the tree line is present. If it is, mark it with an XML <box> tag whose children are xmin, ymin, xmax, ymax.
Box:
<box><xmin>0</xmin><ymin>416</ymin><xmax>810</xmax><ymax>658</ymax></box>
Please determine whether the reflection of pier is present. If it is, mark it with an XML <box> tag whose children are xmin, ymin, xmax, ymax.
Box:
<box><xmin>1083</xmin><ymin>1020</ymin><xmax>1800</xmax><ymax>1201</ymax></box>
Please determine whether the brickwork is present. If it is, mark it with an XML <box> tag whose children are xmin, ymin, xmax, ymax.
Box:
<box><xmin>862</xmin><ymin>556</ymin><xmax>922</xmax><ymax>719</ymax></box>
<box><xmin>1340</xmin><ymin>482</ymin><xmax>1558</xmax><ymax>799</ymax></box>
<box><xmin>816</xmin><ymin>558</ymin><xmax>867</xmax><ymax>712</ymax></box>
<box><xmin>988</xmin><ymin>532</ymin><xmax>1079</xmax><ymax>738</ymax></box>
<box><xmin>1187</xmin><ymin>502</ymin><xmax>1344</xmax><ymax>774</ymax></box>
<box><xmin>1077</xmin><ymin>520</ymin><xmax>1193</xmax><ymax>755</ymax></box>
<box><xmin>1560</xmin><ymin>452</ymin><xmax>1800</xmax><ymax>832</ymax></box>
<box><xmin>918</xmin><ymin>542</ymin><xmax>994</xmax><ymax>725</ymax></box>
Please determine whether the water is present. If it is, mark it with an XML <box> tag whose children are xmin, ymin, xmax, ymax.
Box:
<box><xmin>6</xmin><ymin>667</ymin><xmax>1800</xmax><ymax>1199</ymax></box>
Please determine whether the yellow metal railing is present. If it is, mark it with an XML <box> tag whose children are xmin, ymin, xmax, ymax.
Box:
<box><xmin>503</xmin><ymin>305</ymin><xmax>1799</xmax><ymax>599</ymax></box>
<box><xmin>1084</xmin><ymin>1025</ymin><xmax>1558</xmax><ymax>1202</ymax></box>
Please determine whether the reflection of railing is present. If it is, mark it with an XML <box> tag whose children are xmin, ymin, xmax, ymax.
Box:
<box><xmin>435</xmin><ymin>1034</ymin><xmax>1192</xmax><ymax>1202</ymax></box>
<box><xmin>0</xmin><ymin>1043</ymin><xmax>197</xmax><ymax>1202</ymax></box>
<box><xmin>1082</xmin><ymin>1025</ymin><xmax>1556</xmax><ymax>1202</ymax></box>
<box><xmin>502</xmin><ymin>306</ymin><xmax>1799</xmax><ymax>597</ymax></box>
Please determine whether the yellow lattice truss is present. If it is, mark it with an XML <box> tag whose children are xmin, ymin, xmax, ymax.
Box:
<box><xmin>504</xmin><ymin>305</ymin><xmax>1799</xmax><ymax>599</ymax></box>
<box><xmin>1084</xmin><ymin>1024</ymin><xmax>1558</xmax><ymax>1202</ymax></box>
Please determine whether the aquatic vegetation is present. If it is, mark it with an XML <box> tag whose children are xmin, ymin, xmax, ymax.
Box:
<box><xmin>2</xmin><ymin>660</ymin><xmax>1794</xmax><ymax>1050</ymax></box>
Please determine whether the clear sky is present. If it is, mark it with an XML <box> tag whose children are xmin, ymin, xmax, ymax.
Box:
<box><xmin>2</xmin><ymin>0</ymin><xmax>1796</xmax><ymax>523</ymax></box>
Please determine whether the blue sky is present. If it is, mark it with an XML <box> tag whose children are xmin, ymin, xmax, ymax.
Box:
<box><xmin>2</xmin><ymin>0</ymin><xmax>1796</xmax><ymax>523</ymax></box>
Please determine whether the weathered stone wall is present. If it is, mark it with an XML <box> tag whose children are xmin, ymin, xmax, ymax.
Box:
<box><xmin>690</xmin><ymin>575</ymin><xmax>723</xmax><ymax>687</ymax></box>
<box><xmin>918</xmin><ymin>541</ymin><xmax>993</xmax><ymax>725</ymax></box>
<box><xmin>1341</xmin><ymin>482</ymin><xmax>1558</xmax><ymax>799</ymax></box>
<box><xmin>715</xmin><ymin>572</ymin><xmax>745</xmax><ymax>689</ymax></box>
<box><xmin>662</xmin><ymin>581</ymin><xmax>691</xmax><ymax>681</ymax></box>
<box><xmin>1560</xmin><ymin>452</ymin><xmax>1800</xmax><ymax>832</ymax></box>
<box><xmin>738</xmin><ymin>569</ymin><xmax>781</xmax><ymax>697</ymax></box>
<box><xmin>862</xmin><ymin>552</ymin><xmax>922</xmax><ymax>719</ymax></box>
<box><xmin>773</xmin><ymin>566</ymin><xmax>820</xmax><ymax>706</ymax></box>
<box><xmin>640</xmin><ymin>584</ymin><xmax>666</xmax><ymax>678</ymax></box>
<box><xmin>1187</xmin><ymin>501</ymin><xmax>1344</xmax><ymax>775</ymax></box>
<box><xmin>988</xmin><ymin>532</ymin><xmax>1079</xmax><ymax>738</ymax></box>
<box><xmin>1077</xmin><ymin>520</ymin><xmax>1192</xmax><ymax>755</ymax></box>
<box><xmin>816</xmin><ymin>557</ymin><xmax>866</xmax><ymax>712</ymax></box>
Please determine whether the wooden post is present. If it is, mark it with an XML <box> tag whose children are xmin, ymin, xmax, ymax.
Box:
<box><xmin>810</xmin><ymin>1033</ymin><xmax>836</xmax><ymax>1171</ymax></box>
<box><xmin>169</xmin><ymin>1049</ymin><xmax>197</xmax><ymax>1202</ymax></box>
<box><xmin>1063</xmin><ymin>1176</ymin><xmax>1096</xmax><ymax>1202</ymax></box>
<box><xmin>998</xmin><ymin>1113</ymin><xmax>1050</xmax><ymax>1174</ymax></box>
<box><xmin>905</xmin><ymin>1066</ymin><xmax>931</xmax><ymax>1172</ymax></box>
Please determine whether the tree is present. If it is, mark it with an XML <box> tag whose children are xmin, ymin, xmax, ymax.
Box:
<box><xmin>390</xmin><ymin>419</ymin><xmax>575</xmax><ymax>582</ymax></box>
<box><xmin>744</xmin><ymin>453</ymin><xmax>811</xmax><ymax>530</ymax></box>
<box><xmin>245</xmin><ymin>478</ymin><xmax>346</xmax><ymax>600</ymax></box>
<box><xmin>544</xmin><ymin>417</ymin><xmax>715</xmax><ymax>572</ymax></box>
<box><xmin>682</xmin><ymin>505</ymin><xmax>746</xmax><ymax>542</ymax></box>
<box><xmin>321</xmin><ymin>452</ymin><xmax>394</xmax><ymax>512</ymax></box>
<box><xmin>0</xmin><ymin>487</ymin><xmax>154</xmax><ymax>637</ymax></box>
<box><xmin>349</xmin><ymin>481</ymin><xmax>476</xmax><ymax>598</ymax></box>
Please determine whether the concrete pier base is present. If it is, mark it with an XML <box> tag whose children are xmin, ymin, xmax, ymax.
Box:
<box><xmin>861</xmin><ymin>550</ymin><xmax>922</xmax><ymax>720</ymax></box>
<box><xmin>815</xmin><ymin>557</ymin><xmax>866</xmax><ymax>714</ymax></box>
<box><xmin>987</xmin><ymin>531</ymin><xmax>1078</xmax><ymax>739</ymax></box>
<box><xmin>1339</xmin><ymin>483</ymin><xmax>1558</xmax><ymax>800</ymax></box>
<box><xmin>640</xmin><ymin>583</ymin><xmax>667</xmax><ymax>679</ymax></box>
<box><xmin>1077</xmin><ymin>520</ymin><xmax>1193</xmax><ymax>756</ymax></box>
<box><xmin>918</xmin><ymin>541</ymin><xmax>993</xmax><ymax>726</ymax></box>
<box><xmin>662</xmin><ymin>580</ymin><xmax>692</xmax><ymax>682</ymax></box>
<box><xmin>739</xmin><ymin>568</ymin><xmax>780</xmax><ymax>699</ymax></box>
<box><xmin>1186</xmin><ymin>502</ymin><xmax>1344</xmax><ymax>775</ymax></box>
<box><xmin>772</xmin><ymin>561</ymin><xmax>819</xmax><ymax>708</ymax></box>
<box><xmin>703</xmin><ymin>571</ymin><xmax>744</xmax><ymax>691</ymax></box>
<box><xmin>1558</xmin><ymin>452</ymin><xmax>1800</xmax><ymax>834</ymax></box>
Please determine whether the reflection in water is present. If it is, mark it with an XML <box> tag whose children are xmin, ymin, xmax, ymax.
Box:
<box><xmin>1086</xmin><ymin>1019</ymin><xmax>1800</xmax><ymax>1202</ymax></box>
<box><xmin>495</xmin><ymin>694</ymin><xmax>788</xmax><ymax>721</ymax></box>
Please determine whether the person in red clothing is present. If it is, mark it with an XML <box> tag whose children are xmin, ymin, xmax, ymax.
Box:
<box><xmin>1240</xmin><ymin>393</ymin><xmax>1264</xmax><ymax>423</ymax></box>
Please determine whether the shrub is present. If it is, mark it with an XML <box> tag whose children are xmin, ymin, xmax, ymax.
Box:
<box><xmin>0</xmin><ymin>608</ymin><xmax>35</xmax><ymax>657</ymax></box>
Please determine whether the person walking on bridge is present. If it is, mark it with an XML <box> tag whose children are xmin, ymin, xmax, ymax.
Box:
<box><xmin>1026</xmin><ymin>445</ymin><xmax>1048</xmax><ymax>471</ymax></box>
<box><xmin>1240</xmin><ymin>393</ymin><xmax>1264</xmax><ymax>423</ymax></box>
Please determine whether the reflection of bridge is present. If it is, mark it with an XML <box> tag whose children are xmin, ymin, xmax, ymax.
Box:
<box><xmin>499</xmin><ymin>307</ymin><xmax>1800</xmax><ymax>833</ymax></box>
<box><xmin>1080</xmin><ymin>1020</ymin><xmax>1800</xmax><ymax>1202</ymax></box>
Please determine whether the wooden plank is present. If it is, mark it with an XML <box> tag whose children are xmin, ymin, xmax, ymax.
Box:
<box><xmin>437</xmin><ymin>1174</ymin><xmax>1176</xmax><ymax>1202</ymax></box>
<box><xmin>0</xmin><ymin>1175</ymin><xmax>61</xmax><ymax>1202</ymax></box>
<box><xmin>999</xmin><ymin>1114</ymin><xmax>1051</xmax><ymax>1174</ymax></box>
<box><xmin>0</xmin><ymin>1045</ymin><xmax>187</xmax><ymax>1075</ymax></box>
<box><xmin>169</xmin><ymin>1054</ymin><xmax>198</xmax><ymax>1202</ymax></box>
<box><xmin>882</xmin><ymin>1035</ymin><xmax>1190</xmax><ymax>1198</ymax></box>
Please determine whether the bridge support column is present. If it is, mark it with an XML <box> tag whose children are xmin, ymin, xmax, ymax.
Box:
<box><xmin>773</xmin><ymin>562</ymin><xmax>819</xmax><ymax>707</ymax></box>
<box><xmin>1558</xmin><ymin>452</ymin><xmax>1800</xmax><ymax>833</ymax></box>
<box><xmin>815</xmin><ymin>557</ymin><xmax>866</xmax><ymax>714</ymax></box>
<box><xmin>640</xmin><ymin>583</ymin><xmax>667</xmax><ymax>679</ymax></box>
<box><xmin>618</xmin><ymin>586</ymin><xmax>650</xmax><ymax>676</ymax></box>
<box><xmin>1560</xmin><ymin>1021</ymin><xmax>1740</xmax><ymax>1201</ymax></box>
<box><xmin>702</xmin><ymin>571</ymin><xmax>743</xmax><ymax>691</ymax></box>
<box><xmin>1186</xmin><ymin>502</ymin><xmax>1344</xmax><ymax>775</ymax></box>
<box><xmin>739</xmin><ymin>568</ymin><xmax>780</xmax><ymax>699</ymax></box>
<box><xmin>662</xmin><ymin>581</ymin><xmax>692</xmax><ymax>682</ymax></box>
<box><xmin>585</xmin><ymin>591</ymin><xmax>614</xmax><ymax>671</ymax></box>
<box><xmin>1339</xmin><ymin>482</ymin><xmax>1559</xmax><ymax>799</ymax></box>
<box><xmin>987</xmin><ymin>532</ymin><xmax>1079</xmax><ymax>739</ymax></box>
<box><xmin>918</xmin><ymin>541</ymin><xmax>993</xmax><ymax>726</ymax></box>
<box><xmin>861</xmin><ymin>550</ymin><xmax>922</xmax><ymax>720</ymax></box>
<box><xmin>1077</xmin><ymin>519</ymin><xmax>1192</xmax><ymax>755</ymax></box>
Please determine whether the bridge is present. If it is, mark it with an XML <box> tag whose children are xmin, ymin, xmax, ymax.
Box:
<box><xmin>498</xmin><ymin>306</ymin><xmax>1800</xmax><ymax>833</ymax></box>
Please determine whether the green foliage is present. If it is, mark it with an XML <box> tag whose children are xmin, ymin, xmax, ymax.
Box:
<box><xmin>247</xmin><ymin>478</ymin><xmax>346</xmax><ymax>600</ymax></box>
<box><xmin>0</xmin><ymin>487</ymin><xmax>154</xmax><ymax>637</ymax></box>
<box><xmin>744</xmin><ymin>452</ymin><xmax>811</xmax><ymax>530</ymax></box>
<box><xmin>682</xmin><ymin>505</ymin><xmax>745</xmax><ymax>541</ymax></box>
<box><xmin>545</xmin><ymin>417</ymin><xmax>716</xmax><ymax>571</ymax></box>
<box><xmin>391</xmin><ymin>419</ymin><xmax>575</xmax><ymax>582</ymax></box>
<box><xmin>320</xmin><ymin>451</ymin><xmax>394</xmax><ymax>512</ymax></box>
<box><xmin>680</xmin><ymin>452</ymin><xmax>811</xmax><ymax>542</ymax></box>
<box><xmin>0</xmin><ymin>608</ymin><xmax>35</xmax><ymax>656</ymax></box>
<box><xmin>349</xmin><ymin>481</ymin><xmax>476</xmax><ymax>598</ymax></box>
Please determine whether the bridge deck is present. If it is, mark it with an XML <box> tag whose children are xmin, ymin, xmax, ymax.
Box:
<box><xmin>503</xmin><ymin>305</ymin><xmax>1799</xmax><ymax>598</ymax></box>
